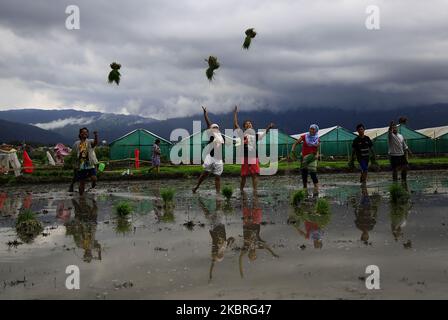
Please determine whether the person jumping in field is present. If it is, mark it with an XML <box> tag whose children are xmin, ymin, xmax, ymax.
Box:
<box><xmin>72</xmin><ymin>128</ymin><xmax>99</xmax><ymax>196</ymax></box>
<box><xmin>388</xmin><ymin>121</ymin><xmax>411</xmax><ymax>182</ymax></box>
<box><xmin>233</xmin><ymin>106</ymin><xmax>274</xmax><ymax>193</ymax></box>
<box><xmin>291</xmin><ymin>124</ymin><xmax>320</xmax><ymax>197</ymax></box>
<box><xmin>148</xmin><ymin>139</ymin><xmax>161</xmax><ymax>174</ymax></box>
<box><xmin>349</xmin><ymin>124</ymin><xmax>377</xmax><ymax>184</ymax></box>
<box><xmin>192</xmin><ymin>106</ymin><xmax>226</xmax><ymax>194</ymax></box>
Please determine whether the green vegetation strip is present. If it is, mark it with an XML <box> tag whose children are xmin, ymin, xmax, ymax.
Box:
<box><xmin>1</xmin><ymin>157</ymin><xmax>448</xmax><ymax>185</ymax></box>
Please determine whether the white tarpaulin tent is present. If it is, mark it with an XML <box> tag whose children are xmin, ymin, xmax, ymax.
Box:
<box><xmin>417</xmin><ymin>126</ymin><xmax>448</xmax><ymax>139</ymax></box>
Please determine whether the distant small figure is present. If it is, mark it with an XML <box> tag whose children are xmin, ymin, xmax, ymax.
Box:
<box><xmin>149</xmin><ymin>139</ymin><xmax>161</xmax><ymax>174</ymax></box>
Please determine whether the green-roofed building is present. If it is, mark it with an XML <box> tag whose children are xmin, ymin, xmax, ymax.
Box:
<box><xmin>367</xmin><ymin>124</ymin><xmax>434</xmax><ymax>155</ymax></box>
<box><xmin>417</xmin><ymin>126</ymin><xmax>448</xmax><ymax>154</ymax></box>
<box><xmin>109</xmin><ymin>129</ymin><xmax>172</xmax><ymax>162</ymax></box>
<box><xmin>171</xmin><ymin>129</ymin><xmax>296</xmax><ymax>164</ymax></box>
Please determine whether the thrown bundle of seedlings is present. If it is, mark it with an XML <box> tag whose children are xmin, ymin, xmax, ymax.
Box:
<box><xmin>242</xmin><ymin>28</ymin><xmax>257</xmax><ymax>50</ymax></box>
<box><xmin>205</xmin><ymin>56</ymin><xmax>220</xmax><ymax>81</ymax></box>
<box><xmin>108</xmin><ymin>62</ymin><xmax>121</xmax><ymax>85</ymax></box>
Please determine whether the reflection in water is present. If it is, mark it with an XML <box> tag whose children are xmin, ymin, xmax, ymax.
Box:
<box><xmin>289</xmin><ymin>198</ymin><xmax>332</xmax><ymax>249</ymax></box>
<box><xmin>352</xmin><ymin>186</ymin><xmax>380</xmax><ymax>244</ymax></box>
<box><xmin>239</xmin><ymin>193</ymin><xmax>278</xmax><ymax>278</ymax></box>
<box><xmin>65</xmin><ymin>196</ymin><xmax>102</xmax><ymax>263</ymax></box>
<box><xmin>198</xmin><ymin>197</ymin><xmax>235</xmax><ymax>281</ymax></box>
<box><xmin>56</xmin><ymin>201</ymin><xmax>72</xmax><ymax>222</ymax></box>
<box><xmin>389</xmin><ymin>187</ymin><xmax>412</xmax><ymax>242</ymax></box>
<box><xmin>0</xmin><ymin>192</ymin><xmax>32</xmax><ymax>217</ymax></box>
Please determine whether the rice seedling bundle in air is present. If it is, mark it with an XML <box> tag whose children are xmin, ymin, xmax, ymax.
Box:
<box><xmin>161</xmin><ymin>188</ymin><xmax>175</xmax><ymax>206</ymax></box>
<box><xmin>205</xmin><ymin>56</ymin><xmax>220</xmax><ymax>81</ymax></box>
<box><xmin>389</xmin><ymin>183</ymin><xmax>410</xmax><ymax>204</ymax></box>
<box><xmin>115</xmin><ymin>201</ymin><xmax>133</xmax><ymax>216</ymax></box>
<box><xmin>243</xmin><ymin>28</ymin><xmax>257</xmax><ymax>50</ymax></box>
<box><xmin>108</xmin><ymin>62</ymin><xmax>121</xmax><ymax>85</ymax></box>
<box><xmin>291</xmin><ymin>190</ymin><xmax>306</xmax><ymax>207</ymax></box>
<box><xmin>222</xmin><ymin>186</ymin><xmax>233</xmax><ymax>201</ymax></box>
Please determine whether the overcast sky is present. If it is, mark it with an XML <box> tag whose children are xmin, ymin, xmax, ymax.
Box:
<box><xmin>0</xmin><ymin>0</ymin><xmax>447</xmax><ymax>119</ymax></box>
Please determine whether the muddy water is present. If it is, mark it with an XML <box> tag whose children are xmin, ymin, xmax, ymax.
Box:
<box><xmin>1</xmin><ymin>171</ymin><xmax>448</xmax><ymax>299</ymax></box>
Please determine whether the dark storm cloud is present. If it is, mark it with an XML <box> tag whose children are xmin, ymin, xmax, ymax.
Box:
<box><xmin>1</xmin><ymin>0</ymin><xmax>448</xmax><ymax>119</ymax></box>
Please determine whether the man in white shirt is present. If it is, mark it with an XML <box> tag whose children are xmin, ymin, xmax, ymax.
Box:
<box><xmin>388</xmin><ymin>121</ymin><xmax>411</xmax><ymax>181</ymax></box>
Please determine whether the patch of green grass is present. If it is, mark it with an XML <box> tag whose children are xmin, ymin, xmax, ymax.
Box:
<box><xmin>291</xmin><ymin>190</ymin><xmax>306</xmax><ymax>207</ymax></box>
<box><xmin>389</xmin><ymin>184</ymin><xmax>410</xmax><ymax>203</ymax></box>
<box><xmin>161</xmin><ymin>188</ymin><xmax>175</xmax><ymax>205</ymax></box>
<box><xmin>222</xmin><ymin>186</ymin><xmax>233</xmax><ymax>201</ymax></box>
<box><xmin>315</xmin><ymin>198</ymin><xmax>330</xmax><ymax>215</ymax></box>
<box><xmin>115</xmin><ymin>201</ymin><xmax>133</xmax><ymax>216</ymax></box>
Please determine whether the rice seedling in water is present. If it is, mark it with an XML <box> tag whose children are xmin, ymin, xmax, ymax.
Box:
<box><xmin>115</xmin><ymin>201</ymin><xmax>133</xmax><ymax>217</ymax></box>
<box><xmin>222</xmin><ymin>186</ymin><xmax>233</xmax><ymax>201</ymax></box>
<box><xmin>15</xmin><ymin>209</ymin><xmax>43</xmax><ymax>243</ymax></box>
<box><xmin>243</xmin><ymin>28</ymin><xmax>257</xmax><ymax>50</ymax></box>
<box><xmin>389</xmin><ymin>183</ymin><xmax>410</xmax><ymax>204</ymax></box>
<box><xmin>315</xmin><ymin>198</ymin><xmax>330</xmax><ymax>215</ymax></box>
<box><xmin>291</xmin><ymin>190</ymin><xmax>306</xmax><ymax>207</ymax></box>
<box><xmin>161</xmin><ymin>188</ymin><xmax>175</xmax><ymax>206</ymax></box>
<box><xmin>114</xmin><ymin>216</ymin><xmax>132</xmax><ymax>235</ymax></box>
<box><xmin>108</xmin><ymin>62</ymin><xmax>121</xmax><ymax>85</ymax></box>
<box><xmin>205</xmin><ymin>56</ymin><xmax>220</xmax><ymax>81</ymax></box>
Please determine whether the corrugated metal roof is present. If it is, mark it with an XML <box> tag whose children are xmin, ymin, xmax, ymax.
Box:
<box><xmin>416</xmin><ymin>126</ymin><xmax>448</xmax><ymax>139</ymax></box>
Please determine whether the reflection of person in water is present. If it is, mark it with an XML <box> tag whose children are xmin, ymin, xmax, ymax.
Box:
<box><xmin>0</xmin><ymin>192</ymin><xmax>32</xmax><ymax>217</ymax></box>
<box><xmin>198</xmin><ymin>197</ymin><xmax>235</xmax><ymax>281</ymax></box>
<box><xmin>389</xmin><ymin>191</ymin><xmax>412</xmax><ymax>242</ymax></box>
<box><xmin>239</xmin><ymin>192</ymin><xmax>278</xmax><ymax>278</ymax></box>
<box><xmin>56</xmin><ymin>201</ymin><xmax>72</xmax><ymax>222</ymax></box>
<box><xmin>289</xmin><ymin>198</ymin><xmax>332</xmax><ymax>249</ymax></box>
<box><xmin>65</xmin><ymin>196</ymin><xmax>101</xmax><ymax>262</ymax></box>
<box><xmin>353</xmin><ymin>186</ymin><xmax>379</xmax><ymax>244</ymax></box>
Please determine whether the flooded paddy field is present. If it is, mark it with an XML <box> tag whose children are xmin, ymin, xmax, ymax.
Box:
<box><xmin>1</xmin><ymin>171</ymin><xmax>448</xmax><ymax>300</ymax></box>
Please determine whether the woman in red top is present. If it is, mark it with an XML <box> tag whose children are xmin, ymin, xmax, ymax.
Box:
<box><xmin>291</xmin><ymin>124</ymin><xmax>320</xmax><ymax>196</ymax></box>
<box><xmin>233</xmin><ymin>106</ymin><xmax>274</xmax><ymax>193</ymax></box>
